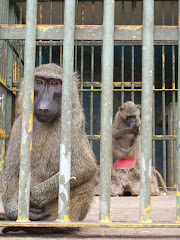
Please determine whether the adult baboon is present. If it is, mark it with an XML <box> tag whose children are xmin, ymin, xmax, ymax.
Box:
<box><xmin>1</xmin><ymin>63</ymin><xmax>97</xmax><ymax>232</ymax></box>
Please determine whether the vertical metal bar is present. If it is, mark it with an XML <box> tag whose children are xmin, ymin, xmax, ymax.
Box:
<box><xmin>152</xmin><ymin>84</ymin><xmax>155</xmax><ymax>168</ymax></box>
<box><xmin>80</xmin><ymin>1</ymin><xmax>84</xmax><ymax>103</ymax></box>
<box><xmin>171</xmin><ymin>0</ymin><xmax>176</xmax><ymax>188</ymax></box>
<box><xmin>99</xmin><ymin>0</ymin><xmax>114</xmax><ymax>222</ymax></box>
<box><xmin>0</xmin><ymin>0</ymin><xmax>9</xmax><ymax>186</ymax></box>
<box><xmin>162</xmin><ymin>1</ymin><xmax>166</xmax><ymax>183</ymax></box>
<box><xmin>58</xmin><ymin>0</ymin><xmax>75</xmax><ymax>221</ymax></box>
<box><xmin>59</xmin><ymin>0</ymin><xmax>63</xmax><ymax>67</ymax></box>
<box><xmin>140</xmin><ymin>0</ymin><xmax>154</xmax><ymax>223</ymax></box>
<box><xmin>176</xmin><ymin>0</ymin><xmax>180</xmax><ymax>222</ymax></box>
<box><xmin>121</xmin><ymin>1</ymin><xmax>124</xmax><ymax>105</ymax></box>
<box><xmin>74</xmin><ymin>0</ymin><xmax>78</xmax><ymax>72</ymax></box>
<box><xmin>49</xmin><ymin>1</ymin><xmax>53</xmax><ymax>63</ymax></box>
<box><xmin>131</xmin><ymin>1</ymin><xmax>134</xmax><ymax>102</ymax></box>
<box><xmin>39</xmin><ymin>0</ymin><xmax>42</xmax><ymax>65</ymax></box>
<box><xmin>5</xmin><ymin>1</ymin><xmax>14</xmax><ymax>145</ymax></box>
<box><xmin>90</xmin><ymin>0</ymin><xmax>94</xmax><ymax>148</ymax></box>
<box><xmin>17</xmin><ymin>0</ymin><xmax>37</xmax><ymax>221</ymax></box>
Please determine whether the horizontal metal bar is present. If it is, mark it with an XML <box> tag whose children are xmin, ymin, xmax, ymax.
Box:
<box><xmin>87</xmin><ymin>135</ymin><xmax>101</xmax><ymax>140</ymax></box>
<box><xmin>0</xmin><ymin>80</ymin><xmax>14</xmax><ymax>93</ymax></box>
<box><xmin>9</xmin><ymin>40</ymin><xmax>179</xmax><ymax>46</ymax></box>
<box><xmin>153</xmin><ymin>135</ymin><xmax>177</xmax><ymax>140</ymax></box>
<box><xmin>14</xmin><ymin>0</ymin><xmax>178</xmax><ymax>2</ymax></box>
<box><xmin>0</xmin><ymin>221</ymin><xmax>180</xmax><ymax>228</ymax></box>
<box><xmin>0</xmin><ymin>25</ymin><xmax>178</xmax><ymax>42</ymax></box>
<box><xmin>0</xmin><ymin>133</ymin><xmax>8</xmax><ymax>140</ymax></box>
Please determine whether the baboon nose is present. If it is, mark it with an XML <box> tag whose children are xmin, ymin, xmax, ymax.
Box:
<box><xmin>38</xmin><ymin>108</ymin><xmax>48</xmax><ymax>112</ymax></box>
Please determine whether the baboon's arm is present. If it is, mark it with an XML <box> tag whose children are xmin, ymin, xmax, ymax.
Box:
<box><xmin>112</xmin><ymin>128</ymin><xmax>131</xmax><ymax>139</ymax></box>
<box><xmin>30</xmin><ymin>134</ymin><xmax>96</xmax><ymax>208</ymax></box>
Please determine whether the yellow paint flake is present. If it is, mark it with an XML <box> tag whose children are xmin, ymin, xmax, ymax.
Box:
<box><xmin>21</xmin><ymin>145</ymin><xmax>23</xmax><ymax>155</ymax></box>
<box><xmin>28</xmin><ymin>113</ymin><xmax>33</xmax><ymax>133</ymax></box>
<box><xmin>0</xmin><ymin>167</ymin><xmax>2</xmax><ymax>172</ymax></box>
<box><xmin>30</xmin><ymin>90</ymin><xmax>34</xmax><ymax>104</ymax></box>
<box><xmin>30</xmin><ymin>140</ymin><xmax>32</xmax><ymax>152</ymax></box>
<box><xmin>177</xmin><ymin>191</ymin><xmax>180</xmax><ymax>197</ymax></box>
<box><xmin>23</xmin><ymin>98</ymin><xmax>25</xmax><ymax>107</ymax></box>
<box><xmin>37</xmin><ymin>24</ymin><xmax>54</xmax><ymax>31</ymax></box>
<box><xmin>162</xmin><ymin>53</ymin><xmax>165</xmax><ymax>63</ymax></box>
<box><xmin>133</xmin><ymin>34</ymin><xmax>136</xmax><ymax>39</ymax></box>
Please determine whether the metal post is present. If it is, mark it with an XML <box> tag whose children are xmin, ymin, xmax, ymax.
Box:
<box><xmin>176</xmin><ymin>0</ymin><xmax>180</xmax><ymax>223</ymax></box>
<box><xmin>140</xmin><ymin>0</ymin><xmax>154</xmax><ymax>222</ymax></box>
<box><xmin>99</xmin><ymin>0</ymin><xmax>114</xmax><ymax>222</ymax></box>
<box><xmin>17</xmin><ymin>0</ymin><xmax>37</xmax><ymax>221</ymax></box>
<box><xmin>5</xmin><ymin>1</ymin><xmax>14</xmax><ymax>149</ymax></box>
<box><xmin>58</xmin><ymin>0</ymin><xmax>75</xmax><ymax>221</ymax></box>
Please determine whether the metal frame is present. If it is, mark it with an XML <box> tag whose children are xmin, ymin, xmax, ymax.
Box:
<box><xmin>0</xmin><ymin>0</ymin><xmax>180</xmax><ymax>230</ymax></box>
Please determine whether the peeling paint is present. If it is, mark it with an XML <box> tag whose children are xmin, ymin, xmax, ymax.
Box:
<box><xmin>28</xmin><ymin>113</ymin><xmax>33</xmax><ymax>132</ymax></box>
<box><xmin>21</xmin><ymin>123</ymin><xmax>28</xmax><ymax>145</ymax></box>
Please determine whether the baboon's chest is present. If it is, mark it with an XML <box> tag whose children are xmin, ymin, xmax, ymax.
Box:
<box><xmin>118</xmin><ymin>133</ymin><xmax>135</xmax><ymax>150</ymax></box>
<box><xmin>31</xmin><ymin>123</ymin><xmax>61</xmax><ymax>184</ymax></box>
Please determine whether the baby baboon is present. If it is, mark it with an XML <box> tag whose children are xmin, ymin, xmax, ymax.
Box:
<box><xmin>112</xmin><ymin>101</ymin><xmax>141</xmax><ymax>161</ymax></box>
<box><xmin>1</xmin><ymin>64</ymin><xmax>97</xmax><ymax>232</ymax></box>
<box><xmin>112</xmin><ymin>101</ymin><xmax>167</xmax><ymax>194</ymax></box>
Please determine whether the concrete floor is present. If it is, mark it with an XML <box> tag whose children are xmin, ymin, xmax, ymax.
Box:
<box><xmin>0</xmin><ymin>191</ymin><xmax>180</xmax><ymax>239</ymax></box>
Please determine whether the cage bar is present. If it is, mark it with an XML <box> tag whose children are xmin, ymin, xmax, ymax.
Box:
<box><xmin>99</xmin><ymin>0</ymin><xmax>114</xmax><ymax>222</ymax></box>
<box><xmin>140</xmin><ymin>0</ymin><xmax>154</xmax><ymax>222</ymax></box>
<box><xmin>17</xmin><ymin>0</ymin><xmax>37</xmax><ymax>221</ymax></box>
<box><xmin>176</xmin><ymin>0</ymin><xmax>180</xmax><ymax>222</ymax></box>
<box><xmin>58</xmin><ymin>0</ymin><xmax>75</xmax><ymax>221</ymax></box>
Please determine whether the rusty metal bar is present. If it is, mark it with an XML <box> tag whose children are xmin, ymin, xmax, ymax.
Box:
<box><xmin>176</xmin><ymin>0</ymin><xmax>180</xmax><ymax>223</ymax></box>
<box><xmin>140</xmin><ymin>0</ymin><xmax>154</xmax><ymax>223</ymax></box>
<box><xmin>0</xmin><ymin>221</ymin><xmax>180</xmax><ymax>228</ymax></box>
<box><xmin>17</xmin><ymin>0</ymin><xmax>37</xmax><ymax>221</ymax></box>
<box><xmin>0</xmin><ymin>25</ymin><xmax>179</xmax><ymax>42</ymax></box>
<box><xmin>58</xmin><ymin>0</ymin><xmax>75</xmax><ymax>221</ymax></box>
<box><xmin>99</xmin><ymin>0</ymin><xmax>114</xmax><ymax>222</ymax></box>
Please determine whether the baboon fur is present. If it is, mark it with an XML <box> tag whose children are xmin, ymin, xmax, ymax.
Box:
<box><xmin>2</xmin><ymin>64</ymin><xmax>97</xmax><ymax>224</ymax></box>
<box><xmin>112</xmin><ymin>101</ymin><xmax>141</xmax><ymax>169</ymax></box>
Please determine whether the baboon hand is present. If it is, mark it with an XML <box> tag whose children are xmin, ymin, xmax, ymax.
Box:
<box><xmin>29</xmin><ymin>206</ymin><xmax>50</xmax><ymax>220</ymax></box>
<box><xmin>130</xmin><ymin>123</ymin><xmax>140</xmax><ymax>135</ymax></box>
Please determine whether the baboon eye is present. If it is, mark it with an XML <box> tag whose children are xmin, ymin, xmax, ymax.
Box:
<box><xmin>36</xmin><ymin>79</ymin><xmax>43</xmax><ymax>85</ymax></box>
<box><xmin>50</xmin><ymin>81</ymin><xmax>58</xmax><ymax>85</ymax></box>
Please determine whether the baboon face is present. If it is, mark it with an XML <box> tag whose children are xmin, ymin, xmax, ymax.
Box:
<box><xmin>34</xmin><ymin>77</ymin><xmax>62</xmax><ymax>123</ymax></box>
<box><xmin>119</xmin><ymin>101</ymin><xmax>140</xmax><ymax>127</ymax></box>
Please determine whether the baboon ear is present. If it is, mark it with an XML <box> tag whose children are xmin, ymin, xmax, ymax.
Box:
<box><xmin>136</xmin><ymin>104</ymin><xmax>141</xmax><ymax>110</ymax></box>
<box><xmin>118</xmin><ymin>106</ymin><xmax>125</xmax><ymax>111</ymax></box>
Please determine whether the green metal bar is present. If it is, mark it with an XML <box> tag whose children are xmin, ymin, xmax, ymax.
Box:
<box><xmin>162</xmin><ymin>1</ymin><xmax>166</xmax><ymax>184</ymax></box>
<box><xmin>171</xmin><ymin>0</ymin><xmax>176</xmax><ymax>188</ymax></box>
<box><xmin>131</xmin><ymin>1</ymin><xmax>134</xmax><ymax>102</ymax></box>
<box><xmin>49</xmin><ymin>1</ymin><xmax>53</xmax><ymax>63</ymax></box>
<box><xmin>1</xmin><ymin>25</ymin><xmax>179</xmax><ymax>42</ymax></box>
<box><xmin>80</xmin><ymin>1</ymin><xmax>84</xmax><ymax>104</ymax></box>
<box><xmin>99</xmin><ymin>0</ymin><xmax>114</xmax><ymax>222</ymax></box>
<box><xmin>39</xmin><ymin>0</ymin><xmax>42</xmax><ymax>65</ymax></box>
<box><xmin>59</xmin><ymin>1</ymin><xmax>63</xmax><ymax>67</ymax></box>
<box><xmin>176</xmin><ymin>0</ymin><xmax>180</xmax><ymax>223</ymax></box>
<box><xmin>90</xmin><ymin>45</ymin><xmax>94</xmax><ymax>148</ymax></box>
<box><xmin>5</xmin><ymin>1</ymin><xmax>14</xmax><ymax>147</ymax></box>
<box><xmin>0</xmin><ymin>0</ymin><xmax>9</xmax><ymax>186</ymax></box>
<box><xmin>74</xmin><ymin>0</ymin><xmax>78</xmax><ymax>72</ymax></box>
<box><xmin>152</xmin><ymin>88</ymin><xmax>155</xmax><ymax>168</ymax></box>
<box><xmin>58</xmin><ymin>0</ymin><xmax>75</xmax><ymax>221</ymax></box>
<box><xmin>18</xmin><ymin>0</ymin><xmax>37</xmax><ymax>221</ymax></box>
<box><xmin>140</xmin><ymin>0</ymin><xmax>154</xmax><ymax>223</ymax></box>
<box><xmin>121</xmin><ymin>1</ymin><xmax>124</xmax><ymax>105</ymax></box>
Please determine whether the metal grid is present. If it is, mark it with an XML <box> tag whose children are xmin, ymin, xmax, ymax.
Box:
<box><xmin>0</xmin><ymin>0</ymin><xmax>180</xmax><ymax>228</ymax></box>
